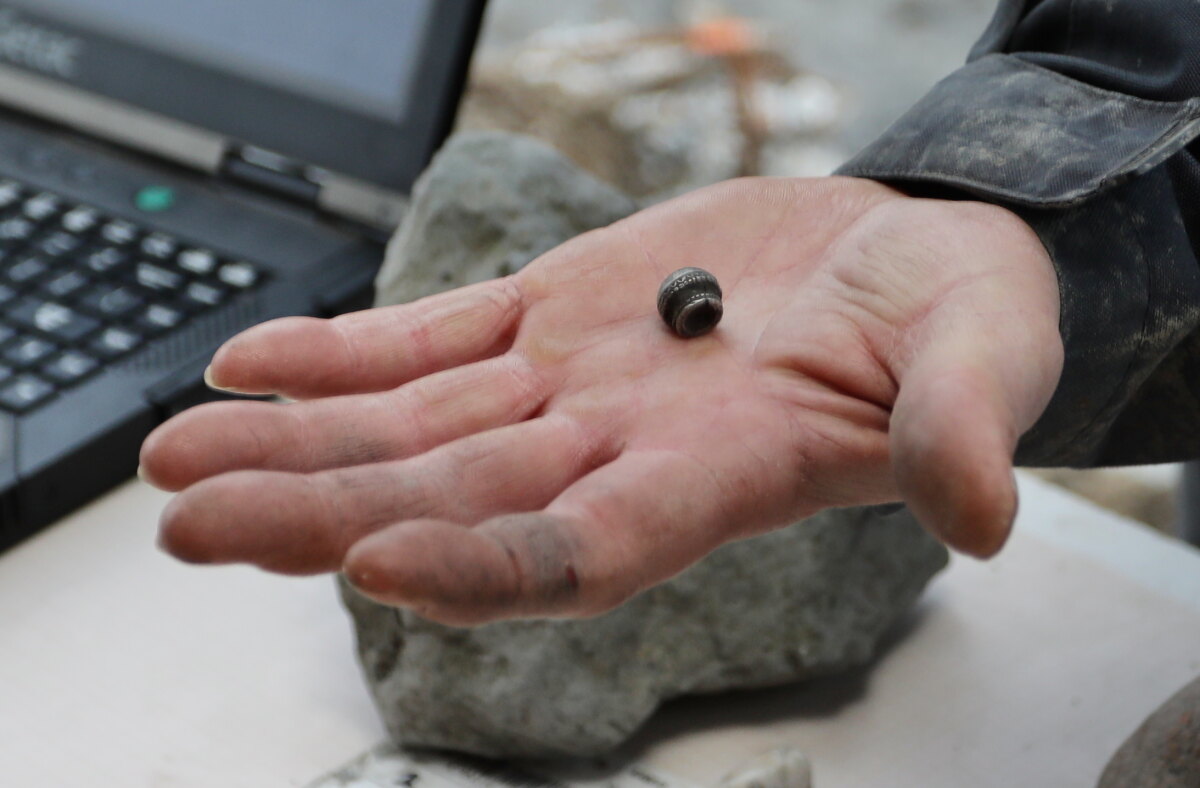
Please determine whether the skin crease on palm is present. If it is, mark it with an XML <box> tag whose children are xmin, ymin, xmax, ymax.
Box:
<box><xmin>139</xmin><ymin>176</ymin><xmax>1063</xmax><ymax>627</ymax></box>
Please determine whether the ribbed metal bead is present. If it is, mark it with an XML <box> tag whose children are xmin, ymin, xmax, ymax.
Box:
<box><xmin>657</xmin><ymin>267</ymin><xmax>723</xmax><ymax>338</ymax></box>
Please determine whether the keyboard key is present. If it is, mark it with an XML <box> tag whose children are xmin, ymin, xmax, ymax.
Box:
<box><xmin>10</xmin><ymin>297</ymin><xmax>100</xmax><ymax>342</ymax></box>
<box><xmin>78</xmin><ymin>284</ymin><xmax>144</xmax><ymax>319</ymax></box>
<box><xmin>0</xmin><ymin>180</ymin><xmax>23</xmax><ymax>209</ymax></box>
<box><xmin>40</xmin><ymin>270</ymin><xmax>90</xmax><ymax>299</ymax></box>
<box><xmin>80</xmin><ymin>246</ymin><xmax>129</xmax><ymax>276</ymax></box>
<box><xmin>34</xmin><ymin>231</ymin><xmax>83</xmax><ymax>258</ymax></box>
<box><xmin>3</xmin><ymin>255</ymin><xmax>51</xmax><ymax>286</ymax></box>
<box><xmin>22</xmin><ymin>193</ymin><xmax>61</xmax><ymax>221</ymax></box>
<box><xmin>177</xmin><ymin>248</ymin><xmax>217</xmax><ymax>276</ymax></box>
<box><xmin>61</xmin><ymin>205</ymin><xmax>101</xmax><ymax>234</ymax></box>
<box><xmin>41</xmin><ymin>350</ymin><xmax>98</xmax><ymax>385</ymax></box>
<box><xmin>132</xmin><ymin>262</ymin><xmax>183</xmax><ymax>292</ymax></box>
<box><xmin>136</xmin><ymin>303</ymin><xmax>185</xmax><ymax>334</ymax></box>
<box><xmin>182</xmin><ymin>280</ymin><xmax>227</xmax><ymax>309</ymax></box>
<box><xmin>0</xmin><ymin>184</ymin><xmax>270</xmax><ymax>407</ymax></box>
<box><xmin>0</xmin><ymin>374</ymin><xmax>55</xmax><ymax>412</ymax></box>
<box><xmin>100</xmin><ymin>219</ymin><xmax>138</xmax><ymax>246</ymax></box>
<box><xmin>141</xmin><ymin>233</ymin><xmax>178</xmax><ymax>260</ymax></box>
<box><xmin>89</xmin><ymin>326</ymin><xmax>143</xmax><ymax>359</ymax></box>
<box><xmin>5</xmin><ymin>336</ymin><xmax>58</xmax><ymax>368</ymax></box>
<box><xmin>0</xmin><ymin>216</ymin><xmax>34</xmax><ymax>243</ymax></box>
<box><xmin>217</xmin><ymin>261</ymin><xmax>259</xmax><ymax>289</ymax></box>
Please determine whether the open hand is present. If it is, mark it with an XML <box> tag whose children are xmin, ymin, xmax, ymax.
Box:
<box><xmin>140</xmin><ymin>176</ymin><xmax>1062</xmax><ymax>625</ymax></box>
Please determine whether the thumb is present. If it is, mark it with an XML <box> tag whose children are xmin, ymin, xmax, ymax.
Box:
<box><xmin>891</xmin><ymin>348</ymin><xmax>1023</xmax><ymax>557</ymax></box>
<box><xmin>867</xmin><ymin>199</ymin><xmax>1063</xmax><ymax>557</ymax></box>
<box><xmin>890</xmin><ymin>294</ymin><xmax>1062</xmax><ymax>557</ymax></box>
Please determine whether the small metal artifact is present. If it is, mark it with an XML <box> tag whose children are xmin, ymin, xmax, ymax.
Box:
<box><xmin>657</xmin><ymin>267</ymin><xmax>723</xmax><ymax>338</ymax></box>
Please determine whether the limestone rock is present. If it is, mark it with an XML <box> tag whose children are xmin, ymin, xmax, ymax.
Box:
<box><xmin>375</xmin><ymin>130</ymin><xmax>637</xmax><ymax>308</ymax></box>
<box><xmin>340</xmin><ymin>506</ymin><xmax>946</xmax><ymax>759</ymax></box>
<box><xmin>308</xmin><ymin>742</ymin><xmax>692</xmax><ymax>787</ymax></box>
<box><xmin>345</xmin><ymin>131</ymin><xmax>948</xmax><ymax>759</ymax></box>
<box><xmin>718</xmin><ymin>747</ymin><xmax>813</xmax><ymax>788</ymax></box>
<box><xmin>1098</xmin><ymin>674</ymin><xmax>1200</xmax><ymax>788</ymax></box>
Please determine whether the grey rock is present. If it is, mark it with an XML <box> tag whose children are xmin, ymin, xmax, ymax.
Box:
<box><xmin>375</xmin><ymin>130</ymin><xmax>638</xmax><ymax>308</ymax></box>
<box><xmin>1098</xmin><ymin>673</ymin><xmax>1200</xmax><ymax>788</ymax></box>
<box><xmin>307</xmin><ymin>742</ymin><xmax>690</xmax><ymax>787</ymax></box>
<box><xmin>346</xmin><ymin>131</ymin><xmax>948</xmax><ymax>759</ymax></box>
<box><xmin>718</xmin><ymin>746</ymin><xmax>814</xmax><ymax>788</ymax></box>
<box><xmin>341</xmin><ymin>506</ymin><xmax>946</xmax><ymax>759</ymax></box>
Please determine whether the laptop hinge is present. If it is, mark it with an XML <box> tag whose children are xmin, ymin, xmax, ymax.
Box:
<box><xmin>221</xmin><ymin>145</ymin><xmax>407</xmax><ymax>233</ymax></box>
<box><xmin>220</xmin><ymin>146</ymin><xmax>321</xmax><ymax>205</ymax></box>
<box><xmin>316</xmin><ymin>174</ymin><xmax>408</xmax><ymax>233</ymax></box>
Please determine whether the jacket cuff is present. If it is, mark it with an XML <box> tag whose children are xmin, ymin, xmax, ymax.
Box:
<box><xmin>838</xmin><ymin>54</ymin><xmax>1200</xmax><ymax>207</ymax></box>
<box><xmin>837</xmin><ymin>54</ymin><xmax>1200</xmax><ymax>465</ymax></box>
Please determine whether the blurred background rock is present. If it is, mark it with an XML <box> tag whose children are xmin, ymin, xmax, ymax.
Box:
<box><xmin>460</xmin><ymin>0</ymin><xmax>1181</xmax><ymax>535</ymax></box>
<box><xmin>464</xmin><ymin>0</ymin><xmax>996</xmax><ymax>199</ymax></box>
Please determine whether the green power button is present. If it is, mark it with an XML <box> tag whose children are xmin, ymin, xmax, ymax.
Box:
<box><xmin>135</xmin><ymin>185</ymin><xmax>176</xmax><ymax>213</ymax></box>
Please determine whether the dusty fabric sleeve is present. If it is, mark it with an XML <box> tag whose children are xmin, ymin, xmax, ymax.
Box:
<box><xmin>836</xmin><ymin>0</ymin><xmax>1200</xmax><ymax>466</ymax></box>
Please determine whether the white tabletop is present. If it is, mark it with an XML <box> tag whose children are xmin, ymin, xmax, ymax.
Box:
<box><xmin>0</xmin><ymin>481</ymin><xmax>385</xmax><ymax>787</ymax></box>
<box><xmin>2</xmin><ymin>473</ymin><xmax>1199</xmax><ymax>787</ymax></box>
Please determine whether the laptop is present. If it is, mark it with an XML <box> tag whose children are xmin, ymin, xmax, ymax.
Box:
<box><xmin>0</xmin><ymin>0</ymin><xmax>486</xmax><ymax>553</ymax></box>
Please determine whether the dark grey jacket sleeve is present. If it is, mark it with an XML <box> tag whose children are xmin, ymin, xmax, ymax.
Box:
<box><xmin>836</xmin><ymin>0</ymin><xmax>1200</xmax><ymax>467</ymax></box>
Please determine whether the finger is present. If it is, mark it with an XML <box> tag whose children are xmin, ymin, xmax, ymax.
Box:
<box><xmin>343</xmin><ymin>448</ymin><xmax>779</xmax><ymax>626</ymax></box>
<box><xmin>206</xmin><ymin>277</ymin><xmax>526</xmax><ymax>399</ymax></box>
<box><xmin>158</xmin><ymin>414</ymin><xmax>609</xmax><ymax>575</ymax></box>
<box><xmin>891</xmin><ymin>301</ymin><xmax>1062</xmax><ymax>558</ymax></box>
<box><xmin>140</xmin><ymin>354</ymin><xmax>546</xmax><ymax>491</ymax></box>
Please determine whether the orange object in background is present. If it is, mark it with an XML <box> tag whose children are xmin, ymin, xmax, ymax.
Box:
<box><xmin>685</xmin><ymin>17</ymin><xmax>759</xmax><ymax>56</ymax></box>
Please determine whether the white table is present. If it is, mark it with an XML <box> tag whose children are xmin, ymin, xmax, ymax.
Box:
<box><xmin>3</xmin><ymin>473</ymin><xmax>1199</xmax><ymax>787</ymax></box>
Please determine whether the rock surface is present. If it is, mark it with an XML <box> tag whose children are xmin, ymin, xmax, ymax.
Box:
<box><xmin>718</xmin><ymin>747</ymin><xmax>814</xmax><ymax>788</ymax></box>
<box><xmin>375</xmin><ymin>130</ymin><xmax>637</xmax><ymax>308</ymax></box>
<box><xmin>308</xmin><ymin>742</ymin><xmax>688</xmax><ymax>787</ymax></box>
<box><xmin>341</xmin><ymin>507</ymin><xmax>946</xmax><ymax>759</ymax></box>
<box><xmin>345</xmin><ymin>131</ymin><xmax>948</xmax><ymax>759</ymax></box>
<box><xmin>1098</xmin><ymin>674</ymin><xmax>1200</xmax><ymax>788</ymax></box>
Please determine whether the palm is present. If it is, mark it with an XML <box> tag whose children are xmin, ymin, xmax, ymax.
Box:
<box><xmin>141</xmin><ymin>177</ymin><xmax>1062</xmax><ymax>625</ymax></box>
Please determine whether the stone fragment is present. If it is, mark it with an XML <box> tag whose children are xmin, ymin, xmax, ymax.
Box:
<box><xmin>1098</xmin><ymin>674</ymin><xmax>1200</xmax><ymax>788</ymax></box>
<box><xmin>308</xmin><ymin>742</ymin><xmax>690</xmax><ymax>788</ymax></box>
<box><xmin>717</xmin><ymin>746</ymin><xmax>813</xmax><ymax>788</ymax></box>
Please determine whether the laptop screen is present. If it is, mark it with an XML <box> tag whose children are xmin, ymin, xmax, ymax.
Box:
<box><xmin>0</xmin><ymin>1</ymin><xmax>483</xmax><ymax>194</ymax></box>
<box><xmin>32</xmin><ymin>0</ymin><xmax>431</xmax><ymax>124</ymax></box>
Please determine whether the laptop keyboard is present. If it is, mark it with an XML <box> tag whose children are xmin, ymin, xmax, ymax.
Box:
<box><xmin>0</xmin><ymin>179</ymin><xmax>266</xmax><ymax>414</ymax></box>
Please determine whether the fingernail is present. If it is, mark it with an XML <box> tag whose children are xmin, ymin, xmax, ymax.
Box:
<box><xmin>345</xmin><ymin>566</ymin><xmax>373</xmax><ymax>591</ymax></box>
<box><xmin>136</xmin><ymin>464</ymin><xmax>146</xmax><ymax>481</ymax></box>
<box><xmin>204</xmin><ymin>364</ymin><xmax>245</xmax><ymax>394</ymax></box>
